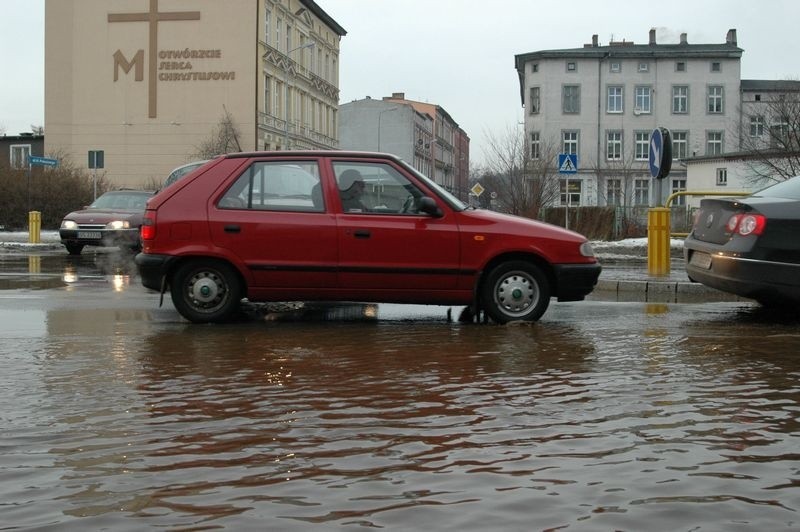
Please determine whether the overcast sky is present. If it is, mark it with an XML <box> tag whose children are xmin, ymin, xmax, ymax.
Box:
<box><xmin>2</xmin><ymin>0</ymin><xmax>799</xmax><ymax>165</ymax></box>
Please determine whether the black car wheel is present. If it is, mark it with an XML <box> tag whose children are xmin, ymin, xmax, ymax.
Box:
<box><xmin>481</xmin><ymin>261</ymin><xmax>551</xmax><ymax>324</ymax></box>
<box><xmin>170</xmin><ymin>259</ymin><xmax>242</xmax><ymax>323</ymax></box>
<box><xmin>65</xmin><ymin>243</ymin><xmax>84</xmax><ymax>255</ymax></box>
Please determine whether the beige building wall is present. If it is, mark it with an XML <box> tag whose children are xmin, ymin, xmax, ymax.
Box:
<box><xmin>45</xmin><ymin>0</ymin><xmax>257</xmax><ymax>187</ymax></box>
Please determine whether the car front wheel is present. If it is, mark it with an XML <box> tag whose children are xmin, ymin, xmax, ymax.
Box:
<box><xmin>481</xmin><ymin>261</ymin><xmax>551</xmax><ymax>324</ymax></box>
<box><xmin>170</xmin><ymin>259</ymin><xmax>242</xmax><ymax>323</ymax></box>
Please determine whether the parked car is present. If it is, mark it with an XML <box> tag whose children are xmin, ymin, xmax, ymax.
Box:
<box><xmin>684</xmin><ymin>176</ymin><xmax>800</xmax><ymax>305</ymax></box>
<box><xmin>135</xmin><ymin>152</ymin><xmax>601</xmax><ymax>323</ymax></box>
<box><xmin>59</xmin><ymin>190</ymin><xmax>154</xmax><ymax>255</ymax></box>
<box><xmin>164</xmin><ymin>160</ymin><xmax>209</xmax><ymax>188</ymax></box>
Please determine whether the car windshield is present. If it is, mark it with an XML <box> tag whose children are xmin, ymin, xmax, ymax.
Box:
<box><xmin>754</xmin><ymin>176</ymin><xmax>800</xmax><ymax>200</ymax></box>
<box><xmin>89</xmin><ymin>192</ymin><xmax>149</xmax><ymax>210</ymax></box>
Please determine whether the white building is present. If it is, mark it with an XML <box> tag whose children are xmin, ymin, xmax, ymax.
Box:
<box><xmin>515</xmin><ymin>29</ymin><xmax>743</xmax><ymax>208</ymax></box>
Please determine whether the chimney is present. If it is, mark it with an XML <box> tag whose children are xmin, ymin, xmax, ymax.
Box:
<box><xmin>592</xmin><ymin>34</ymin><xmax>598</xmax><ymax>47</ymax></box>
<box><xmin>649</xmin><ymin>28</ymin><xmax>656</xmax><ymax>45</ymax></box>
<box><xmin>726</xmin><ymin>28</ymin><xmax>737</xmax><ymax>46</ymax></box>
<box><xmin>391</xmin><ymin>92</ymin><xmax>405</xmax><ymax>100</ymax></box>
<box><xmin>680</xmin><ymin>33</ymin><xmax>687</xmax><ymax>45</ymax></box>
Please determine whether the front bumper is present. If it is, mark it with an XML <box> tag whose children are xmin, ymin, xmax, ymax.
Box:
<box><xmin>554</xmin><ymin>262</ymin><xmax>602</xmax><ymax>301</ymax></box>
<box><xmin>135</xmin><ymin>253</ymin><xmax>176</xmax><ymax>291</ymax></box>
<box><xmin>60</xmin><ymin>228</ymin><xmax>140</xmax><ymax>248</ymax></box>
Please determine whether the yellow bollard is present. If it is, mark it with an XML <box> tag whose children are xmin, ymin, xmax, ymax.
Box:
<box><xmin>28</xmin><ymin>211</ymin><xmax>41</xmax><ymax>244</ymax></box>
<box><xmin>647</xmin><ymin>207</ymin><xmax>671</xmax><ymax>276</ymax></box>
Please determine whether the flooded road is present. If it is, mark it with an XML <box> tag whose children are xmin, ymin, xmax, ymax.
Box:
<box><xmin>2</xmin><ymin>250</ymin><xmax>800</xmax><ymax>530</ymax></box>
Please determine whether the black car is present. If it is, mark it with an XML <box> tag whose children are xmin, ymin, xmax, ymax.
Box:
<box><xmin>59</xmin><ymin>190</ymin><xmax>154</xmax><ymax>255</ymax></box>
<box><xmin>684</xmin><ymin>176</ymin><xmax>800</xmax><ymax>305</ymax></box>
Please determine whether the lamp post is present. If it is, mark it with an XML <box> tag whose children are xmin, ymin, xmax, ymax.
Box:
<box><xmin>377</xmin><ymin>106</ymin><xmax>398</xmax><ymax>151</ymax></box>
<box><xmin>283</xmin><ymin>41</ymin><xmax>315</xmax><ymax>150</ymax></box>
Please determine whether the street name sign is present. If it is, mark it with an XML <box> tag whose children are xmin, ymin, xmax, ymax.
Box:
<box><xmin>28</xmin><ymin>155</ymin><xmax>58</xmax><ymax>167</ymax></box>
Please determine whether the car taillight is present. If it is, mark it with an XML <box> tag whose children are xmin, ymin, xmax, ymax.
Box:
<box><xmin>726</xmin><ymin>213</ymin><xmax>766</xmax><ymax>236</ymax></box>
<box><xmin>141</xmin><ymin>211</ymin><xmax>156</xmax><ymax>240</ymax></box>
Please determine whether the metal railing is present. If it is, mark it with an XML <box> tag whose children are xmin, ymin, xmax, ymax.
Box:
<box><xmin>664</xmin><ymin>190</ymin><xmax>750</xmax><ymax>237</ymax></box>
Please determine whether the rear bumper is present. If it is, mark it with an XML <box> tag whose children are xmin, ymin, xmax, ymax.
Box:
<box><xmin>135</xmin><ymin>253</ymin><xmax>175</xmax><ymax>291</ymax></box>
<box><xmin>554</xmin><ymin>262</ymin><xmax>602</xmax><ymax>301</ymax></box>
<box><xmin>685</xmin><ymin>248</ymin><xmax>800</xmax><ymax>302</ymax></box>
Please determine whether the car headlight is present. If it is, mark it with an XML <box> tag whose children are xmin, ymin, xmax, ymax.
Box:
<box><xmin>107</xmin><ymin>220</ymin><xmax>130</xmax><ymax>230</ymax></box>
<box><xmin>61</xmin><ymin>220</ymin><xmax>77</xmax><ymax>230</ymax></box>
<box><xmin>579</xmin><ymin>241</ymin><xmax>595</xmax><ymax>257</ymax></box>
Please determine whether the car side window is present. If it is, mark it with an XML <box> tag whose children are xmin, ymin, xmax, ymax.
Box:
<box><xmin>332</xmin><ymin>162</ymin><xmax>426</xmax><ymax>215</ymax></box>
<box><xmin>219</xmin><ymin>161</ymin><xmax>323</xmax><ymax>212</ymax></box>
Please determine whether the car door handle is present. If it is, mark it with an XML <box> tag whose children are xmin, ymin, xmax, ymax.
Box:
<box><xmin>224</xmin><ymin>224</ymin><xmax>241</xmax><ymax>233</ymax></box>
<box><xmin>353</xmin><ymin>229</ymin><xmax>371</xmax><ymax>239</ymax></box>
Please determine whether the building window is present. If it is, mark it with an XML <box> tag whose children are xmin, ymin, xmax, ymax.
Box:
<box><xmin>606</xmin><ymin>131</ymin><xmax>622</xmax><ymax>160</ymax></box>
<box><xmin>566</xmin><ymin>61</ymin><xmax>577</xmax><ymax>72</ymax></box>
<box><xmin>711</xmin><ymin>61</ymin><xmax>721</xmax><ymax>72</ymax></box>
<box><xmin>264</xmin><ymin>9</ymin><xmax>271</xmax><ymax>44</ymax></box>
<box><xmin>672</xmin><ymin>131</ymin><xmax>688</xmax><ymax>159</ymax></box>
<box><xmin>706</xmin><ymin>131</ymin><xmax>723</xmax><ymax>155</ymax></box>
<box><xmin>276</xmin><ymin>18</ymin><xmax>281</xmax><ymax>49</ymax></box>
<box><xmin>634</xmin><ymin>179</ymin><xmax>649</xmax><ymax>206</ymax></box>
<box><xmin>610</xmin><ymin>61</ymin><xmax>621</xmax><ymax>73</ymax></box>
<box><xmin>286</xmin><ymin>24</ymin><xmax>292</xmax><ymax>53</ymax></box>
<box><xmin>634</xmin><ymin>86</ymin><xmax>652</xmax><ymax>114</ymax></box>
<box><xmin>530</xmin><ymin>132</ymin><xmax>540</xmax><ymax>160</ymax></box>
<box><xmin>716</xmin><ymin>168</ymin><xmax>728</xmax><ymax>186</ymax></box>
<box><xmin>672</xmin><ymin>86</ymin><xmax>688</xmax><ymax>114</ymax></box>
<box><xmin>10</xmin><ymin>144</ymin><xmax>31</xmax><ymax>169</ymax></box>
<box><xmin>672</xmin><ymin>179</ymin><xmax>687</xmax><ymax>206</ymax></box>
<box><xmin>750</xmin><ymin>115</ymin><xmax>765</xmax><ymax>137</ymax></box>
<box><xmin>638</xmin><ymin>61</ymin><xmax>649</xmax><ymax>72</ymax></box>
<box><xmin>562</xmin><ymin>131</ymin><xmax>578</xmax><ymax>154</ymax></box>
<box><xmin>264</xmin><ymin>75</ymin><xmax>271</xmax><ymax>115</ymax></box>
<box><xmin>771</xmin><ymin>121</ymin><xmax>790</xmax><ymax>148</ymax></box>
<box><xmin>560</xmin><ymin>179</ymin><xmax>581</xmax><ymax>206</ymax></box>
<box><xmin>607</xmin><ymin>86</ymin><xmax>623</xmax><ymax>113</ymax></box>
<box><xmin>676</xmin><ymin>61</ymin><xmax>686</xmax><ymax>72</ymax></box>
<box><xmin>562</xmin><ymin>85</ymin><xmax>580</xmax><ymax>114</ymax></box>
<box><xmin>529</xmin><ymin>87</ymin><xmax>540</xmax><ymax>114</ymax></box>
<box><xmin>607</xmin><ymin>179</ymin><xmax>622</xmax><ymax>206</ymax></box>
<box><xmin>635</xmin><ymin>132</ymin><xmax>649</xmax><ymax>160</ymax></box>
<box><xmin>531</xmin><ymin>62</ymin><xmax>539</xmax><ymax>73</ymax></box>
<box><xmin>707</xmin><ymin>86</ymin><xmax>724</xmax><ymax>114</ymax></box>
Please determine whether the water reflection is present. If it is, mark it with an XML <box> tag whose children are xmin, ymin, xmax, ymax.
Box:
<box><xmin>2</xmin><ymin>296</ymin><xmax>800</xmax><ymax>530</ymax></box>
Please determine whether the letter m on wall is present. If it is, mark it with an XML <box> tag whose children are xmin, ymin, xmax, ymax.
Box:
<box><xmin>113</xmin><ymin>49</ymin><xmax>144</xmax><ymax>81</ymax></box>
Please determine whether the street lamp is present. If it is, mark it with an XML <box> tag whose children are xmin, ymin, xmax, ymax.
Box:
<box><xmin>377</xmin><ymin>106</ymin><xmax>398</xmax><ymax>151</ymax></box>
<box><xmin>283</xmin><ymin>41</ymin><xmax>315</xmax><ymax>150</ymax></box>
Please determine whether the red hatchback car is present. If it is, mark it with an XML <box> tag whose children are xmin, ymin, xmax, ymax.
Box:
<box><xmin>135</xmin><ymin>152</ymin><xmax>601</xmax><ymax>323</ymax></box>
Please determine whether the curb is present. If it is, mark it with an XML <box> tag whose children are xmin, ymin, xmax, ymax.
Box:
<box><xmin>594</xmin><ymin>278</ymin><xmax>745</xmax><ymax>302</ymax></box>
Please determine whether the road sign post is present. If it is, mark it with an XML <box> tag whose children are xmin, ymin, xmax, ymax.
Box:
<box><xmin>88</xmin><ymin>150</ymin><xmax>105</xmax><ymax>200</ymax></box>
<box><xmin>558</xmin><ymin>153</ymin><xmax>578</xmax><ymax>230</ymax></box>
<box><xmin>647</xmin><ymin>128</ymin><xmax>673</xmax><ymax>277</ymax></box>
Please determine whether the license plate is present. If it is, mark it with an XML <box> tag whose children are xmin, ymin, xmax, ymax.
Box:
<box><xmin>77</xmin><ymin>231</ymin><xmax>102</xmax><ymax>239</ymax></box>
<box><xmin>690</xmin><ymin>251</ymin><xmax>712</xmax><ymax>270</ymax></box>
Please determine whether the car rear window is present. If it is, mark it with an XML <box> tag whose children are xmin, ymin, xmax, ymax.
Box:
<box><xmin>755</xmin><ymin>176</ymin><xmax>800</xmax><ymax>200</ymax></box>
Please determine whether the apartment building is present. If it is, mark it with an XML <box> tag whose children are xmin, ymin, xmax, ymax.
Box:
<box><xmin>515</xmin><ymin>29</ymin><xmax>742</xmax><ymax>208</ymax></box>
<box><xmin>339</xmin><ymin>93</ymin><xmax>470</xmax><ymax>199</ymax></box>
<box><xmin>45</xmin><ymin>0</ymin><xmax>344</xmax><ymax>187</ymax></box>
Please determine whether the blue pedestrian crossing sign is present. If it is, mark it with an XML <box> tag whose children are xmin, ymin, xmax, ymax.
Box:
<box><xmin>558</xmin><ymin>153</ymin><xmax>578</xmax><ymax>174</ymax></box>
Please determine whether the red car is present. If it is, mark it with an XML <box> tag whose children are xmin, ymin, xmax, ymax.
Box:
<box><xmin>135</xmin><ymin>152</ymin><xmax>600</xmax><ymax>323</ymax></box>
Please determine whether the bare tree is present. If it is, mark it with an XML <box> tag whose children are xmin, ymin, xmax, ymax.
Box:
<box><xmin>477</xmin><ymin>126</ymin><xmax>560</xmax><ymax>218</ymax></box>
<box><xmin>193</xmin><ymin>106</ymin><xmax>243</xmax><ymax>159</ymax></box>
<box><xmin>736</xmin><ymin>85</ymin><xmax>800</xmax><ymax>186</ymax></box>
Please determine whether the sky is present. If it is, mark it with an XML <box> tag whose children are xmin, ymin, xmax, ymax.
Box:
<box><xmin>2</xmin><ymin>0</ymin><xmax>800</xmax><ymax>166</ymax></box>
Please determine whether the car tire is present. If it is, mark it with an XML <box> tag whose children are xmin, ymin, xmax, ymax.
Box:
<box><xmin>170</xmin><ymin>259</ymin><xmax>243</xmax><ymax>323</ymax></box>
<box><xmin>480</xmin><ymin>260</ymin><xmax>551</xmax><ymax>324</ymax></box>
<box><xmin>65</xmin><ymin>243</ymin><xmax>84</xmax><ymax>255</ymax></box>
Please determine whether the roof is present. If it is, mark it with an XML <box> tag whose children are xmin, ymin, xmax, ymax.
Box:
<box><xmin>741</xmin><ymin>79</ymin><xmax>800</xmax><ymax>92</ymax></box>
<box><xmin>299</xmin><ymin>0</ymin><xmax>346</xmax><ymax>36</ymax></box>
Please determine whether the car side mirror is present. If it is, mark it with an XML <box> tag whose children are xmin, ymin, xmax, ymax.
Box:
<box><xmin>418</xmin><ymin>196</ymin><xmax>443</xmax><ymax>217</ymax></box>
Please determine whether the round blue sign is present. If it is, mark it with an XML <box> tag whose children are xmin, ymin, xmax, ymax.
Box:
<box><xmin>648</xmin><ymin>127</ymin><xmax>672</xmax><ymax>179</ymax></box>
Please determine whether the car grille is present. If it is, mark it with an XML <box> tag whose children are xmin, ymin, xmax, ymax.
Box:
<box><xmin>76</xmin><ymin>224</ymin><xmax>106</xmax><ymax>230</ymax></box>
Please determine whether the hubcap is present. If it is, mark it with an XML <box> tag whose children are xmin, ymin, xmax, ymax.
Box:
<box><xmin>190</xmin><ymin>273</ymin><xmax>223</xmax><ymax>304</ymax></box>
<box><xmin>495</xmin><ymin>272</ymin><xmax>538</xmax><ymax>317</ymax></box>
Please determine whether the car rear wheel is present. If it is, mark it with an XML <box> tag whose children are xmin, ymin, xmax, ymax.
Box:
<box><xmin>481</xmin><ymin>261</ymin><xmax>551</xmax><ymax>324</ymax></box>
<box><xmin>170</xmin><ymin>259</ymin><xmax>242</xmax><ymax>323</ymax></box>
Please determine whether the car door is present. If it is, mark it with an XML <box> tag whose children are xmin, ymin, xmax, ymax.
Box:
<box><xmin>208</xmin><ymin>159</ymin><xmax>338</xmax><ymax>289</ymax></box>
<box><xmin>331</xmin><ymin>159</ymin><xmax>461</xmax><ymax>291</ymax></box>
